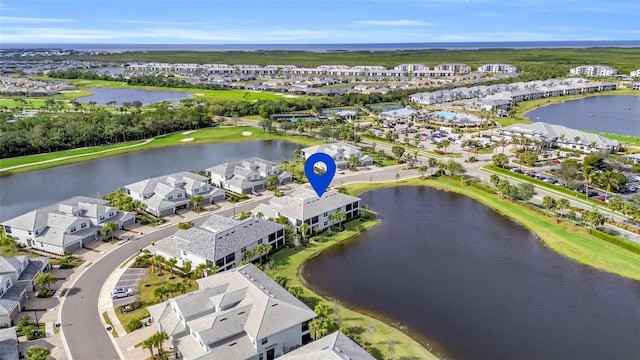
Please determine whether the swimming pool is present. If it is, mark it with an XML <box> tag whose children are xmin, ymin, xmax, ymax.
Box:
<box><xmin>434</xmin><ymin>111</ymin><xmax>458</xmax><ymax>120</ymax></box>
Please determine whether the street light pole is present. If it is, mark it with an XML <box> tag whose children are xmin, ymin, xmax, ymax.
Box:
<box><xmin>33</xmin><ymin>306</ymin><xmax>38</xmax><ymax>327</ymax></box>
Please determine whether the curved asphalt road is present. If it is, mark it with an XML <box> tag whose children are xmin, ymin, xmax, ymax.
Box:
<box><xmin>60</xmin><ymin>199</ymin><xmax>272</xmax><ymax>359</ymax></box>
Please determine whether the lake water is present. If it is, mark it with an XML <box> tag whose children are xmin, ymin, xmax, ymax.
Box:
<box><xmin>0</xmin><ymin>140</ymin><xmax>301</xmax><ymax>221</ymax></box>
<box><xmin>78</xmin><ymin>87</ymin><xmax>191</xmax><ymax>106</ymax></box>
<box><xmin>525</xmin><ymin>95</ymin><xmax>640</xmax><ymax>136</ymax></box>
<box><xmin>303</xmin><ymin>187</ymin><xmax>640</xmax><ymax>359</ymax></box>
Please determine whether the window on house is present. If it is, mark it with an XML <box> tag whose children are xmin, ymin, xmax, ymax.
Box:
<box><xmin>80</xmin><ymin>222</ymin><xmax>87</xmax><ymax>229</ymax></box>
<box><xmin>269</xmin><ymin>233</ymin><xmax>275</xmax><ymax>241</ymax></box>
<box><xmin>302</xmin><ymin>320</ymin><xmax>310</xmax><ymax>332</ymax></box>
<box><xmin>261</xmin><ymin>337</ymin><xmax>268</xmax><ymax>345</ymax></box>
<box><xmin>311</xmin><ymin>216</ymin><xmax>319</xmax><ymax>224</ymax></box>
<box><xmin>324</xmin><ymin>221</ymin><xmax>328</xmax><ymax>226</ymax></box>
<box><xmin>99</xmin><ymin>216</ymin><xmax>104</xmax><ymax>221</ymax></box>
<box><xmin>5</xmin><ymin>279</ymin><xmax>10</xmax><ymax>288</ymax></box>
<box><xmin>241</xmin><ymin>247</ymin><xmax>246</xmax><ymax>253</ymax></box>
<box><xmin>177</xmin><ymin>193</ymin><xmax>183</xmax><ymax>198</ymax></box>
<box><xmin>182</xmin><ymin>251</ymin><xmax>187</xmax><ymax>256</ymax></box>
<box><xmin>258</xmin><ymin>239</ymin><xmax>263</xmax><ymax>244</ymax></box>
<box><xmin>168</xmin><ymin>195</ymin><xmax>173</xmax><ymax>200</ymax></box>
<box><xmin>277</xmin><ymin>229</ymin><xmax>283</xmax><ymax>237</ymax></box>
<box><xmin>4</xmin><ymin>226</ymin><xmax>11</xmax><ymax>234</ymax></box>
<box><xmin>323</xmin><ymin>212</ymin><xmax>328</xmax><ymax>217</ymax></box>
<box><xmin>346</xmin><ymin>204</ymin><xmax>352</xmax><ymax>211</ymax></box>
<box><xmin>193</xmin><ymin>188</ymin><xmax>199</xmax><ymax>194</ymax></box>
<box><xmin>69</xmin><ymin>226</ymin><xmax>76</xmax><ymax>233</ymax></box>
<box><xmin>225</xmin><ymin>253</ymin><xmax>235</xmax><ymax>264</ymax></box>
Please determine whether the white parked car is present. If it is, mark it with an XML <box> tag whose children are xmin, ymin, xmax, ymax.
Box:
<box><xmin>111</xmin><ymin>288</ymin><xmax>133</xmax><ymax>299</ymax></box>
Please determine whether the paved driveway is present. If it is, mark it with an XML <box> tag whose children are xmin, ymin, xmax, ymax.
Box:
<box><xmin>112</xmin><ymin>268</ymin><xmax>146</xmax><ymax>308</ymax></box>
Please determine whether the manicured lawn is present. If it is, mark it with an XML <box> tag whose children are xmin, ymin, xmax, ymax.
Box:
<box><xmin>267</xmin><ymin>215</ymin><xmax>439</xmax><ymax>359</ymax></box>
<box><xmin>345</xmin><ymin>177</ymin><xmax>640</xmax><ymax>282</ymax></box>
<box><xmin>44</xmin><ymin>78</ymin><xmax>295</xmax><ymax>102</ymax></box>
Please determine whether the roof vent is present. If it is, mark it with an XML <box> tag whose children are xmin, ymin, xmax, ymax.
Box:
<box><xmin>238</xmin><ymin>311</ymin><xmax>245</xmax><ymax>315</ymax></box>
<box><xmin>230</xmin><ymin>342</ymin><xmax>237</xmax><ymax>346</ymax></box>
<box><xmin>220</xmin><ymin>317</ymin><xmax>227</xmax><ymax>321</ymax></box>
<box><xmin>271</xmin><ymin>303</ymin><xmax>278</xmax><ymax>307</ymax></box>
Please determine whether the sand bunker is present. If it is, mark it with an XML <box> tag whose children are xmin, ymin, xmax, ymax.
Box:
<box><xmin>241</xmin><ymin>131</ymin><xmax>252</xmax><ymax>136</ymax></box>
<box><xmin>182</xmin><ymin>130</ymin><xmax>195</xmax><ymax>135</ymax></box>
<box><xmin>193</xmin><ymin>93</ymin><xmax>204</xmax><ymax>96</ymax></box>
<box><xmin>181</xmin><ymin>138</ymin><xmax>194</xmax><ymax>142</ymax></box>
<box><xmin>283</xmin><ymin>95</ymin><xmax>299</xmax><ymax>98</ymax></box>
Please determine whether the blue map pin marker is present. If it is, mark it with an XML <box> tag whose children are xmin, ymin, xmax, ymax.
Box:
<box><xmin>304</xmin><ymin>153</ymin><xmax>336</xmax><ymax>198</ymax></box>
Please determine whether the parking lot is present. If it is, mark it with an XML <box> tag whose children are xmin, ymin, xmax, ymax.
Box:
<box><xmin>113</xmin><ymin>268</ymin><xmax>145</xmax><ymax>307</ymax></box>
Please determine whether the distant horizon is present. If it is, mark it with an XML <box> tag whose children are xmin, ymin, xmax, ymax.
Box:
<box><xmin>3</xmin><ymin>40</ymin><xmax>640</xmax><ymax>53</ymax></box>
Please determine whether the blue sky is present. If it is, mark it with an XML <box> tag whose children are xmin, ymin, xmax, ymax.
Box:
<box><xmin>1</xmin><ymin>0</ymin><xmax>638</xmax><ymax>44</ymax></box>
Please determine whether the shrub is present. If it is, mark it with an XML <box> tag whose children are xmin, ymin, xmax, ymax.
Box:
<box><xmin>126</xmin><ymin>318</ymin><xmax>142</xmax><ymax>332</ymax></box>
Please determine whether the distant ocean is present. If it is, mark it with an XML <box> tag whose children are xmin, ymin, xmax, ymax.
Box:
<box><xmin>2</xmin><ymin>40</ymin><xmax>640</xmax><ymax>52</ymax></box>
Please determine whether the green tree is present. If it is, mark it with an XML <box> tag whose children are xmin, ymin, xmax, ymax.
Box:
<box><xmin>102</xmin><ymin>221</ymin><xmax>117</xmax><ymax>239</ymax></box>
<box><xmin>516</xmin><ymin>183</ymin><xmax>536</xmax><ymax>202</ymax></box>
<box><xmin>490</xmin><ymin>174</ymin><xmax>501</xmax><ymax>187</ymax></box>
<box><xmin>189</xmin><ymin>195</ymin><xmax>204</xmax><ymax>211</ymax></box>
<box><xmin>182</xmin><ymin>261</ymin><xmax>192</xmax><ymax>278</ymax></box>
<box><xmin>274</xmin><ymin>275</ymin><xmax>288</xmax><ymax>288</ymax></box>
<box><xmin>152</xmin><ymin>331</ymin><xmax>169</xmax><ymax>357</ymax></box>
<box><xmin>287</xmin><ymin>285</ymin><xmax>304</xmax><ymax>299</ymax></box>
<box><xmin>518</xmin><ymin>150</ymin><xmax>538</xmax><ymax>167</ymax></box>
<box><xmin>542</xmin><ymin>196</ymin><xmax>557</xmax><ymax>216</ymax></box>
<box><xmin>418</xmin><ymin>165</ymin><xmax>428</xmax><ymax>179</ymax></box>
<box><xmin>141</xmin><ymin>337</ymin><xmax>155</xmax><ymax>359</ymax></box>
<box><xmin>177</xmin><ymin>221</ymin><xmax>195</xmax><ymax>230</ymax></box>
<box><xmin>154</xmin><ymin>286</ymin><xmax>167</xmax><ymax>302</ymax></box>
<box><xmin>153</xmin><ymin>255</ymin><xmax>166</xmax><ymax>274</ymax></box>
<box><xmin>348</xmin><ymin>155</ymin><xmax>360</xmax><ymax>169</ymax></box>
<box><xmin>34</xmin><ymin>272</ymin><xmax>58</xmax><ymax>292</ymax></box>
<box><xmin>298</xmin><ymin>223</ymin><xmax>311</xmax><ymax>245</ymax></box>
<box><xmin>427</xmin><ymin>157</ymin><xmax>438</xmax><ymax>175</ymax></box>
<box><xmin>446</xmin><ymin>160</ymin><xmax>466</xmax><ymax>179</ymax></box>
<box><xmin>329</xmin><ymin>210</ymin><xmax>347</xmax><ymax>230</ymax></box>
<box><xmin>598</xmin><ymin>171</ymin><xmax>625</xmax><ymax>200</ymax></box>
<box><xmin>555</xmin><ymin>198</ymin><xmax>570</xmax><ymax>218</ymax></box>
<box><xmin>492</xmin><ymin>153</ymin><xmax>509</xmax><ymax>168</ymax></box>
<box><xmin>391</xmin><ymin>145</ymin><xmax>405</xmax><ymax>163</ymax></box>
<box><xmin>25</xmin><ymin>345</ymin><xmax>51</xmax><ymax>360</ymax></box>
<box><xmin>179</xmin><ymin>278</ymin><xmax>193</xmax><ymax>294</ymax></box>
<box><xmin>266</xmin><ymin>174</ymin><xmax>280</xmax><ymax>189</ymax></box>
<box><xmin>166</xmin><ymin>257</ymin><xmax>178</xmax><ymax>279</ymax></box>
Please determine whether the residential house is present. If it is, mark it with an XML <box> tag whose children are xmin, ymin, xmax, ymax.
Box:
<box><xmin>570</xmin><ymin>65</ymin><xmax>618</xmax><ymax>77</ymax></box>
<box><xmin>477</xmin><ymin>64</ymin><xmax>517</xmax><ymax>73</ymax></box>
<box><xmin>279</xmin><ymin>331</ymin><xmax>375</xmax><ymax>360</ymax></box>
<box><xmin>632</xmin><ymin>83</ymin><xmax>640</xmax><ymax>90</ymax></box>
<box><xmin>147</xmin><ymin>264</ymin><xmax>317</xmax><ymax>360</ymax></box>
<box><xmin>631</xmin><ymin>69</ymin><xmax>640</xmax><ymax>78</ymax></box>
<box><xmin>301</xmin><ymin>142</ymin><xmax>373</xmax><ymax>170</ymax></box>
<box><xmin>124</xmin><ymin>172</ymin><xmax>225</xmax><ymax>217</ymax></box>
<box><xmin>251</xmin><ymin>188</ymin><xmax>361</xmax><ymax>232</ymax></box>
<box><xmin>0</xmin><ymin>256</ymin><xmax>50</xmax><ymax>328</ymax></box>
<box><xmin>498</xmin><ymin>122</ymin><xmax>620</xmax><ymax>153</ymax></box>
<box><xmin>1</xmin><ymin>197</ymin><xmax>135</xmax><ymax>255</ymax></box>
<box><xmin>0</xmin><ymin>327</ymin><xmax>18</xmax><ymax>360</ymax></box>
<box><xmin>207</xmin><ymin>158</ymin><xmax>292</xmax><ymax>195</ymax></box>
<box><xmin>379</xmin><ymin>106</ymin><xmax>419</xmax><ymax>123</ymax></box>
<box><xmin>154</xmin><ymin>214</ymin><xmax>285</xmax><ymax>272</ymax></box>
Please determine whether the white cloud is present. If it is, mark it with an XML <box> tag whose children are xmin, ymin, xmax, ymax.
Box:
<box><xmin>356</xmin><ymin>20</ymin><xmax>432</xmax><ymax>26</ymax></box>
<box><xmin>0</xmin><ymin>16</ymin><xmax>73</xmax><ymax>23</ymax></box>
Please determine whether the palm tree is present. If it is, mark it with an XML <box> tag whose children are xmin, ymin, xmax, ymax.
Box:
<box><xmin>542</xmin><ymin>196</ymin><xmax>556</xmax><ymax>216</ymax></box>
<box><xmin>154</xmin><ymin>255</ymin><xmax>166</xmax><ymax>275</ymax></box>
<box><xmin>331</xmin><ymin>210</ymin><xmax>347</xmax><ymax>230</ymax></box>
<box><xmin>195</xmin><ymin>263</ymin><xmax>209</xmax><ymax>279</ymax></box>
<box><xmin>189</xmin><ymin>195</ymin><xmax>204</xmax><ymax>211</ymax></box>
<box><xmin>34</xmin><ymin>272</ymin><xmax>58</xmax><ymax>292</ymax></box>
<box><xmin>293</xmin><ymin>149</ymin><xmax>302</xmax><ymax>164</ymax></box>
<box><xmin>153</xmin><ymin>331</ymin><xmax>169</xmax><ymax>357</ymax></box>
<box><xmin>580</xmin><ymin>165</ymin><xmax>595</xmax><ymax>196</ymax></box>
<box><xmin>266</xmin><ymin>174</ymin><xmax>279</xmax><ymax>189</ymax></box>
<box><xmin>166</xmin><ymin>258</ymin><xmax>178</xmax><ymax>279</ymax></box>
<box><xmin>599</xmin><ymin>171</ymin><xmax>621</xmax><ymax>200</ymax></box>
<box><xmin>555</xmin><ymin>198</ymin><xmax>570</xmax><ymax>218</ymax></box>
<box><xmin>298</xmin><ymin>223</ymin><xmax>311</xmax><ymax>244</ymax></box>
<box><xmin>243</xmin><ymin>249</ymin><xmax>254</xmax><ymax>262</ymax></box>
<box><xmin>182</xmin><ymin>261</ymin><xmax>192</xmax><ymax>278</ymax></box>
<box><xmin>179</xmin><ymin>278</ymin><xmax>193</xmax><ymax>294</ymax></box>
<box><xmin>418</xmin><ymin>165</ymin><xmax>428</xmax><ymax>179</ymax></box>
<box><xmin>141</xmin><ymin>338</ymin><xmax>155</xmax><ymax>359</ymax></box>
<box><xmin>607</xmin><ymin>197</ymin><xmax>624</xmax><ymax>220</ymax></box>
<box><xmin>254</xmin><ymin>211</ymin><xmax>264</xmax><ymax>220</ymax></box>
<box><xmin>308</xmin><ymin>318</ymin><xmax>325</xmax><ymax>340</ymax></box>
<box><xmin>102</xmin><ymin>221</ymin><xmax>117</xmax><ymax>240</ymax></box>
<box><xmin>348</xmin><ymin>155</ymin><xmax>360</xmax><ymax>169</ymax></box>
<box><xmin>427</xmin><ymin>158</ymin><xmax>438</xmax><ymax>175</ymax></box>
<box><xmin>154</xmin><ymin>286</ymin><xmax>167</xmax><ymax>302</ymax></box>
<box><xmin>281</xmin><ymin>159</ymin><xmax>289</xmax><ymax>171</ymax></box>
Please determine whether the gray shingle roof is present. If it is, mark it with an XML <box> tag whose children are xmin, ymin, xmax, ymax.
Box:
<box><xmin>17</xmin><ymin>259</ymin><xmax>46</xmax><ymax>282</ymax></box>
<box><xmin>0</xmin><ymin>327</ymin><xmax>18</xmax><ymax>360</ymax></box>
<box><xmin>279</xmin><ymin>331</ymin><xmax>375</xmax><ymax>360</ymax></box>
<box><xmin>0</xmin><ymin>257</ymin><xmax>22</xmax><ymax>275</ymax></box>
<box><xmin>1</xmin><ymin>196</ymin><xmax>109</xmax><ymax>230</ymax></box>
<box><xmin>156</xmin><ymin>215</ymin><xmax>284</xmax><ymax>263</ymax></box>
<box><xmin>0</xmin><ymin>283</ymin><xmax>27</xmax><ymax>316</ymax></box>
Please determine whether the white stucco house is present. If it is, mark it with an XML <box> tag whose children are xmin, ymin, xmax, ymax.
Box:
<box><xmin>207</xmin><ymin>158</ymin><xmax>292</xmax><ymax>195</ymax></box>
<box><xmin>251</xmin><ymin>188</ymin><xmax>361</xmax><ymax>233</ymax></box>
<box><xmin>147</xmin><ymin>264</ymin><xmax>317</xmax><ymax>360</ymax></box>
<box><xmin>1</xmin><ymin>197</ymin><xmax>135</xmax><ymax>255</ymax></box>
<box><xmin>153</xmin><ymin>214</ymin><xmax>285</xmax><ymax>272</ymax></box>
<box><xmin>301</xmin><ymin>142</ymin><xmax>373</xmax><ymax>170</ymax></box>
<box><xmin>124</xmin><ymin>172</ymin><xmax>225</xmax><ymax>217</ymax></box>
<box><xmin>497</xmin><ymin>122</ymin><xmax>620</xmax><ymax>153</ymax></box>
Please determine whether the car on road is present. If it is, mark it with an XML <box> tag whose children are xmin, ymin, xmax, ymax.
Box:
<box><xmin>337</xmin><ymin>170</ymin><xmax>345</xmax><ymax>174</ymax></box>
<box><xmin>111</xmin><ymin>288</ymin><xmax>133</xmax><ymax>299</ymax></box>
<box><xmin>251</xmin><ymin>190</ymin><xmax>262</xmax><ymax>196</ymax></box>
